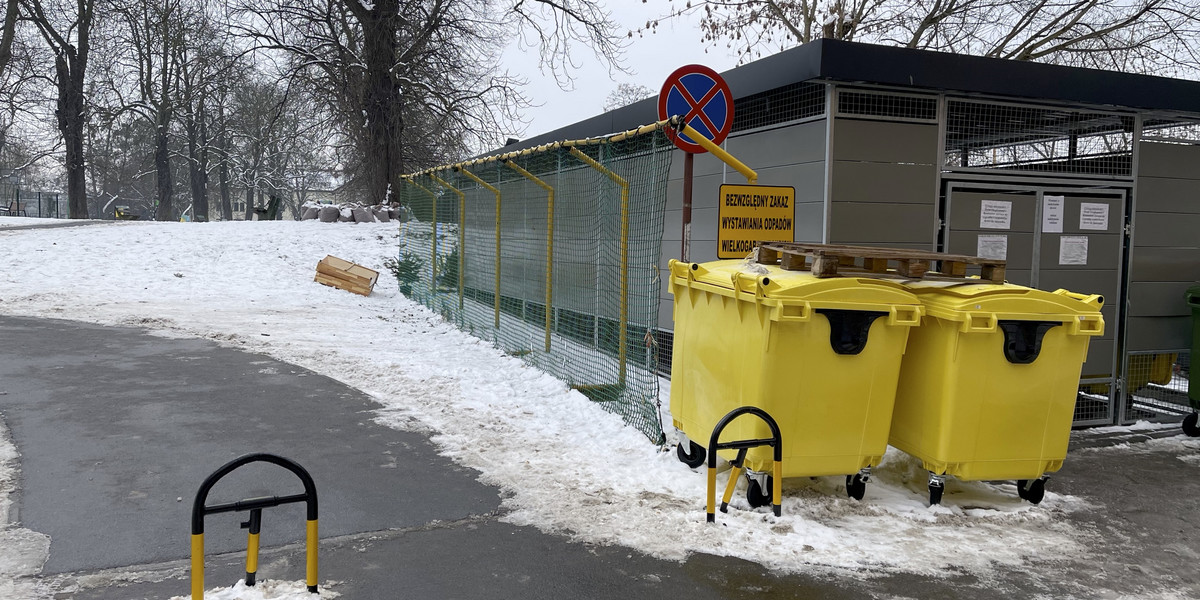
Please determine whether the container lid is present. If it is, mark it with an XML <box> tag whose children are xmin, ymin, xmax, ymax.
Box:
<box><xmin>902</xmin><ymin>280</ymin><xmax>1104</xmax><ymax>336</ymax></box>
<box><xmin>670</xmin><ymin>259</ymin><xmax>921</xmax><ymax>308</ymax></box>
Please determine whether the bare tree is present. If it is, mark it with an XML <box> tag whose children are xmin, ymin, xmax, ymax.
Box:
<box><xmin>22</xmin><ymin>0</ymin><xmax>96</xmax><ymax>218</ymax></box>
<box><xmin>603</xmin><ymin>83</ymin><xmax>654</xmax><ymax>111</ymax></box>
<box><xmin>656</xmin><ymin>0</ymin><xmax>1200</xmax><ymax>73</ymax></box>
<box><xmin>233</xmin><ymin>0</ymin><xmax>625</xmax><ymax>205</ymax></box>
<box><xmin>0</xmin><ymin>0</ymin><xmax>17</xmax><ymax>76</ymax></box>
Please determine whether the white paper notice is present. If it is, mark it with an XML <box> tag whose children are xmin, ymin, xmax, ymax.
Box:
<box><xmin>979</xmin><ymin>200</ymin><xmax>1012</xmax><ymax>229</ymax></box>
<box><xmin>1059</xmin><ymin>236</ymin><xmax>1089</xmax><ymax>265</ymax></box>
<box><xmin>1042</xmin><ymin>195</ymin><xmax>1064</xmax><ymax>233</ymax></box>
<box><xmin>977</xmin><ymin>234</ymin><xmax>1008</xmax><ymax>260</ymax></box>
<box><xmin>1079</xmin><ymin>202</ymin><xmax>1109</xmax><ymax>230</ymax></box>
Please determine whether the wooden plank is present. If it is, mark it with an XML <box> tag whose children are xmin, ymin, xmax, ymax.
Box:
<box><xmin>780</xmin><ymin>251</ymin><xmax>808</xmax><ymax>271</ymax></box>
<box><xmin>980</xmin><ymin>264</ymin><xmax>1007</xmax><ymax>283</ymax></box>
<box><xmin>811</xmin><ymin>255</ymin><xmax>840</xmax><ymax>277</ymax></box>
<box><xmin>942</xmin><ymin>260</ymin><xmax>967</xmax><ymax>277</ymax></box>
<box><xmin>895</xmin><ymin>259</ymin><xmax>929</xmax><ymax>279</ymax></box>
<box><xmin>315</xmin><ymin>272</ymin><xmax>372</xmax><ymax>296</ymax></box>
<box><xmin>315</xmin><ymin>255</ymin><xmax>379</xmax><ymax>296</ymax></box>
<box><xmin>758</xmin><ymin>246</ymin><xmax>780</xmax><ymax>264</ymax></box>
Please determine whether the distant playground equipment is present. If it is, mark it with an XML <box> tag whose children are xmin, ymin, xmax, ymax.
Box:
<box><xmin>190</xmin><ymin>453</ymin><xmax>319</xmax><ymax>599</ymax></box>
<box><xmin>114</xmin><ymin>205</ymin><xmax>139</xmax><ymax>220</ymax></box>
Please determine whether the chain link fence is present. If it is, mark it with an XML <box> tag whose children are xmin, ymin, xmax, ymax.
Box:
<box><xmin>395</xmin><ymin>123</ymin><xmax>674</xmax><ymax>443</ymax></box>
<box><xmin>1121</xmin><ymin>351</ymin><xmax>1191</xmax><ymax>424</ymax></box>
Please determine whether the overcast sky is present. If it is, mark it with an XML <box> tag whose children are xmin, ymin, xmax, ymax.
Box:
<box><xmin>501</xmin><ymin>3</ymin><xmax>742</xmax><ymax>140</ymax></box>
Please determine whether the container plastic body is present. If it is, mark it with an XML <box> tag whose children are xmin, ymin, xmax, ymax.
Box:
<box><xmin>668</xmin><ymin>259</ymin><xmax>923</xmax><ymax>475</ymax></box>
<box><xmin>889</xmin><ymin>282</ymin><xmax>1105</xmax><ymax>481</ymax></box>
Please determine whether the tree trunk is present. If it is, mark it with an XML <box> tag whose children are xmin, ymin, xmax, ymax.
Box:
<box><xmin>54</xmin><ymin>54</ymin><xmax>88</xmax><ymax>219</ymax></box>
<box><xmin>153</xmin><ymin>109</ymin><xmax>173</xmax><ymax>221</ymax></box>
<box><xmin>217</xmin><ymin>107</ymin><xmax>232</xmax><ymax>221</ymax></box>
<box><xmin>244</xmin><ymin>184</ymin><xmax>254</xmax><ymax>220</ymax></box>
<box><xmin>359</xmin><ymin>0</ymin><xmax>404</xmax><ymax>205</ymax></box>
<box><xmin>188</xmin><ymin>102</ymin><xmax>209</xmax><ymax>222</ymax></box>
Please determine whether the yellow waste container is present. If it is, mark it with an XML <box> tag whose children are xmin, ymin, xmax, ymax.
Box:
<box><xmin>668</xmin><ymin>259</ymin><xmax>923</xmax><ymax>504</ymax></box>
<box><xmin>889</xmin><ymin>282</ymin><xmax>1104</xmax><ymax>505</ymax></box>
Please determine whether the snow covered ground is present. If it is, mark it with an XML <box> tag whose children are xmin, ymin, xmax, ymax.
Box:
<box><xmin>0</xmin><ymin>216</ymin><xmax>1194</xmax><ymax>597</ymax></box>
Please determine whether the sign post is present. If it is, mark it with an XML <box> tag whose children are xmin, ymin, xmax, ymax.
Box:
<box><xmin>658</xmin><ymin>65</ymin><xmax>733</xmax><ymax>262</ymax></box>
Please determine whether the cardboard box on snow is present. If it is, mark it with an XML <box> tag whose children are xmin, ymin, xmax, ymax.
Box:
<box><xmin>315</xmin><ymin>255</ymin><xmax>379</xmax><ymax>296</ymax></box>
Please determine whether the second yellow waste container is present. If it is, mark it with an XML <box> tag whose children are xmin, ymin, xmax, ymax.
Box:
<box><xmin>889</xmin><ymin>281</ymin><xmax>1104</xmax><ymax>505</ymax></box>
<box><xmin>668</xmin><ymin>259</ymin><xmax>923</xmax><ymax>504</ymax></box>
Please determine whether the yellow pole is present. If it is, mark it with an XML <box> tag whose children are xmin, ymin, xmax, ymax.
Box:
<box><xmin>458</xmin><ymin>167</ymin><xmax>502</xmax><ymax>329</ymax></box>
<box><xmin>190</xmin><ymin>533</ymin><xmax>205</xmax><ymax>599</ymax></box>
<box><xmin>568</xmin><ymin>146</ymin><xmax>630</xmax><ymax>385</ymax></box>
<box><xmin>306</xmin><ymin>520</ymin><xmax>319</xmax><ymax>592</ymax></box>
<box><xmin>431</xmin><ymin>173</ymin><xmax>466</xmax><ymax>311</ymax></box>
<box><xmin>676</xmin><ymin>120</ymin><xmax>759</xmax><ymax>184</ymax></box>
<box><xmin>505</xmin><ymin>159</ymin><xmax>555</xmax><ymax>353</ymax></box>
<box><xmin>245</xmin><ymin>531</ymin><xmax>260</xmax><ymax>582</ymax></box>
<box><xmin>405</xmin><ymin>178</ymin><xmax>439</xmax><ymax>292</ymax></box>
<box><xmin>706</xmin><ymin>466</ymin><xmax>717</xmax><ymax>523</ymax></box>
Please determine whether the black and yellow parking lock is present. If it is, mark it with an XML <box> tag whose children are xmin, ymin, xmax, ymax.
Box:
<box><xmin>190</xmin><ymin>453</ymin><xmax>319</xmax><ymax>599</ymax></box>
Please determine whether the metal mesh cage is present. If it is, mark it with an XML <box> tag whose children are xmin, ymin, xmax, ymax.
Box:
<box><xmin>945</xmin><ymin>99</ymin><xmax>1134</xmax><ymax>176</ymax></box>
<box><xmin>395</xmin><ymin>126</ymin><xmax>673</xmax><ymax>443</ymax></box>
<box><xmin>837</xmin><ymin>89</ymin><xmax>937</xmax><ymax>121</ymax></box>
<box><xmin>1141</xmin><ymin>115</ymin><xmax>1200</xmax><ymax>144</ymax></box>
<box><xmin>732</xmin><ymin>82</ymin><xmax>826</xmax><ymax>132</ymax></box>
<box><xmin>1121</xmin><ymin>351</ymin><xmax>1191</xmax><ymax>424</ymax></box>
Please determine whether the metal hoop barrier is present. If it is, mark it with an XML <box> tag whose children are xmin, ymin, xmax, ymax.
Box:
<box><xmin>706</xmin><ymin>407</ymin><xmax>783</xmax><ymax>522</ymax></box>
<box><xmin>190</xmin><ymin>453</ymin><xmax>319</xmax><ymax>599</ymax></box>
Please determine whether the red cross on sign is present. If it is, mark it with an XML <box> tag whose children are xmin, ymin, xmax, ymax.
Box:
<box><xmin>658</xmin><ymin>64</ymin><xmax>734</xmax><ymax>154</ymax></box>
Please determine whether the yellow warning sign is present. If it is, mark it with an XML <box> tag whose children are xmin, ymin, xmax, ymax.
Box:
<box><xmin>717</xmin><ymin>184</ymin><xmax>796</xmax><ymax>258</ymax></box>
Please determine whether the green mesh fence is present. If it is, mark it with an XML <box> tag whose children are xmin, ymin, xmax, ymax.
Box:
<box><xmin>396</xmin><ymin>124</ymin><xmax>674</xmax><ymax>443</ymax></box>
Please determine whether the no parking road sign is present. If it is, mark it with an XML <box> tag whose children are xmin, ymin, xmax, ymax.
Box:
<box><xmin>658</xmin><ymin>64</ymin><xmax>733</xmax><ymax>154</ymax></box>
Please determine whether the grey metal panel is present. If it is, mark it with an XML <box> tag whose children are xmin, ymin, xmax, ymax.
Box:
<box><xmin>1137</xmin><ymin>142</ymin><xmax>1200</xmax><ymax>179</ymax></box>
<box><xmin>753</xmin><ymin>162</ymin><xmax>826</xmax><ymax>202</ymax></box>
<box><xmin>1082</xmin><ymin>339</ymin><xmax>1116</xmax><ymax>377</ymax></box>
<box><xmin>831</xmin><ymin>118</ymin><xmax>938</xmax><ymax>165</ymax></box>
<box><xmin>663</xmin><ymin>208</ymin><xmax>682</xmax><ymax>243</ymax></box>
<box><xmin>1128</xmin><ymin>281</ymin><xmax>1192</xmax><ymax>317</ymax></box>
<box><xmin>829</xmin><ymin>202</ymin><xmax>936</xmax><ymax>245</ymax></box>
<box><xmin>728</xmin><ymin>120</ymin><xmax>828</xmax><ymax>165</ymax></box>
<box><xmin>1126</xmin><ymin>316</ymin><xmax>1191</xmax><ymax>351</ymax></box>
<box><xmin>690</xmin><ymin>207</ymin><xmax>720</xmax><ymax>242</ymax></box>
<box><xmin>1000</xmin><ymin>269</ymin><xmax>1033</xmax><ymax>287</ymax></box>
<box><xmin>795</xmin><ymin>202</ymin><xmax>824</xmax><ymax>242</ymax></box>
<box><xmin>1130</xmin><ymin>213</ymin><xmax>1200</xmax><ymax>246</ymax></box>
<box><xmin>1129</xmin><ymin>246</ymin><xmax>1200</xmax><ymax>281</ymax></box>
<box><xmin>947</xmin><ymin>192</ymin><xmax>1037</xmax><ymax>232</ymax></box>
<box><xmin>946</xmin><ymin>231</ymin><xmax>1034</xmax><ymax>270</ymax></box>
<box><xmin>1134</xmin><ymin>176</ymin><xmax>1200</xmax><ymax>213</ymax></box>
<box><xmin>1037</xmin><ymin>270</ymin><xmax>1120</xmax><ymax>306</ymax></box>
<box><xmin>1037</xmin><ymin>234</ymin><xmax>1122</xmax><ymax>270</ymax></box>
<box><xmin>830</xmin><ymin>161</ymin><xmax>936</xmax><ymax>205</ymax></box>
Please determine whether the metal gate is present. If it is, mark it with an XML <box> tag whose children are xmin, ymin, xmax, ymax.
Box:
<box><xmin>943</xmin><ymin>181</ymin><xmax>1128</xmax><ymax>426</ymax></box>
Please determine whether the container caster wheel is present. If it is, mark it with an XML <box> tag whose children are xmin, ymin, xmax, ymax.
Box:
<box><xmin>1183</xmin><ymin>412</ymin><xmax>1200</xmax><ymax>438</ymax></box>
<box><xmin>676</xmin><ymin>440</ymin><xmax>706</xmax><ymax>468</ymax></box>
<box><xmin>747</xmin><ymin>475</ymin><xmax>774</xmax><ymax>508</ymax></box>
<box><xmin>846</xmin><ymin>468</ymin><xmax>870</xmax><ymax>501</ymax></box>
<box><xmin>1017</xmin><ymin>478</ymin><xmax>1046</xmax><ymax>505</ymax></box>
<box><xmin>928</xmin><ymin>473</ymin><xmax>945</xmax><ymax>506</ymax></box>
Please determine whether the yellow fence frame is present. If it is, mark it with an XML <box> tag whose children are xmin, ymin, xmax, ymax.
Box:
<box><xmin>568</xmin><ymin>146</ymin><xmax>631</xmax><ymax>385</ymax></box>
<box><xmin>504</xmin><ymin>159</ymin><xmax>555</xmax><ymax>353</ymax></box>
<box><xmin>403</xmin><ymin>177</ymin><xmax>440</xmax><ymax>287</ymax></box>
<box><xmin>455</xmin><ymin>166</ymin><xmax>502</xmax><ymax>328</ymax></box>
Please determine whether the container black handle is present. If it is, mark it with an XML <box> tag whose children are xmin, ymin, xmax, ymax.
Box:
<box><xmin>816</xmin><ymin>309</ymin><xmax>887</xmax><ymax>355</ymax></box>
<box><xmin>998</xmin><ymin>320</ymin><xmax>1060</xmax><ymax>364</ymax></box>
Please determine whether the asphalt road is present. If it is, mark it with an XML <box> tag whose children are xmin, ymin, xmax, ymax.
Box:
<box><xmin>1</xmin><ymin>315</ymin><xmax>1197</xmax><ymax>599</ymax></box>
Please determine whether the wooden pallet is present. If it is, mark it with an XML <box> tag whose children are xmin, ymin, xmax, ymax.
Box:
<box><xmin>756</xmin><ymin>243</ymin><xmax>1006</xmax><ymax>283</ymax></box>
<box><xmin>315</xmin><ymin>255</ymin><xmax>379</xmax><ymax>296</ymax></box>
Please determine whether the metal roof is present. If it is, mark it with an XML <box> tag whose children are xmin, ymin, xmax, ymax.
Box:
<box><xmin>502</xmin><ymin>39</ymin><xmax>1200</xmax><ymax>154</ymax></box>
